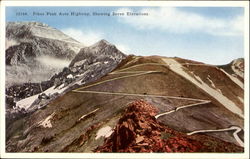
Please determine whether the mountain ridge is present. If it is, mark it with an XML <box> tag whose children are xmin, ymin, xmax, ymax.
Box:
<box><xmin>6</xmin><ymin>55</ymin><xmax>244</xmax><ymax>152</ymax></box>
<box><xmin>5</xmin><ymin>21</ymin><xmax>245</xmax><ymax>153</ymax></box>
<box><xmin>6</xmin><ymin>21</ymin><xmax>81</xmax><ymax>47</ymax></box>
<box><xmin>5</xmin><ymin>21</ymin><xmax>84</xmax><ymax>86</ymax></box>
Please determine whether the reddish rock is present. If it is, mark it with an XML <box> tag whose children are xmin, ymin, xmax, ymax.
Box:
<box><xmin>94</xmin><ymin>100</ymin><xmax>243</xmax><ymax>153</ymax></box>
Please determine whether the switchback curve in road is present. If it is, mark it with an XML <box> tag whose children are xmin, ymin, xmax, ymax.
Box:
<box><xmin>187</xmin><ymin>126</ymin><xmax>244</xmax><ymax>147</ymax></box>
<box><xmin>72</xmin><ymin>62</ymin><xmax>243</xmax><ymax>148</ymax></box>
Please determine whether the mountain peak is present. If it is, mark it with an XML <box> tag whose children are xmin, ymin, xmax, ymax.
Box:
<box><xmin>91</xmin><ymin>39</ymin><xmax>113</xmax><ymax>48</ymax></box>
<box><xmin>6</xmin><ymin>21</ymin><xmax>81</xmax><ymax>46</ymax></box>
<box><xmin>69</xmin><ymin>39</ymin><xmax>126</xmax><ymax>67</ymax></box>
<box><xmin>99</xmin><ymin>39</ymin><xmax>110</xmax><ymax>44</ymax></box>
<box><xmin>7</xmin><ymin>21</ymin><xmax>49</xmax><ymax>27</ymax></box>
<box><xmin>232</xmin><ymin>58</ymin><xmax>244</xmax><ymax>64</ymax></box>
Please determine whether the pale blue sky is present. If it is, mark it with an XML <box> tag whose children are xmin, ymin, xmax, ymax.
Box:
<box><xmin>6</xmin><ymin>7</ymin><xmax>244</xmax><ymax>65</ymax></box>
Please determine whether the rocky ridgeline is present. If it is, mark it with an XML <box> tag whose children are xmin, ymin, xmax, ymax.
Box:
<box><xmin>5</xmin><ymin>22</ymin><xmax>125</xmax><ymax>112</ymax></box>
<box><xmin>5</xmin><ymin>22</ymin><xmax>83</xmax><ymax>86</ymax></box>
<box><xmin>6</xmin><ymin>38</ymin><xmax>126</xmax><ymax>107</ymax></box>
<box><xmin>5</xmin><ymin>39</ymin><xmax>126</xmax><ymax>128</ymax></box>
<box><xmin>95</xmin><ymin>100</ymin><xmax>243</xmax><ymax>152</ymax></box>
<box><xmin>6</xmin><ymin>21</ymin><xmax>82</xmax><ymax>64</ymax></box>
<box><xmin>6</xmin><ymin>81</ymin><xmax>53</xmax><ymax>108</ymax></box>
<box><xmin>54</xmin><ymin>40</ymin><xmax>126</xmax><ymax>85</ymax></box>
<box><xmin>5</xmin><ymin>22</ymin><xmax>126</xmax><ymax>114</ymax></box>
<box><xmin>219</xmin><ymin>58</ymin><xmax>244</xmax><ymax>81</ymax></box>
<box><xmin>45</xmin><ymin>39</ymin><xmax>126</xmax><ymax>92</ymax></box>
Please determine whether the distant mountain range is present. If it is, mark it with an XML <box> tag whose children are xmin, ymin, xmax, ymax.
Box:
<box><xmin>5</xmin><ymin>21</ymin><xmax>244</xmax><ymax>153</ymax></box>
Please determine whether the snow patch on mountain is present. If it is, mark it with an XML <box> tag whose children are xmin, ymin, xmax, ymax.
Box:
<box><xmin>95</xmin><ymin>126</ymin><xmax>113</xmax><ymax>140</ymax></box>
<box><xmin>206</xmin><ymin>75</ymin><xmax>223</xmax><ymax>94</ymax></box>
<box><xmin>73</xmin><ymin>60</ymin><xmax>87</xmax><ymax>67</ymax></box>
<box><xmin>78</xmin><ymin>108</ymin><xmax>99</xmax><ymax>122</ymax></box>
<box><xmin>13</xmin><ymin>39</ymin><xmax>126</xmax><ymax>112</ymax></box>
<box><xmin>16</xmin><ymin>85</ymin><xmax>69</xmax><ymax>111</ymax></box>
<box><xmin>38</xmin><ymin>112</ymin><xmax>55</xmax><ymax>128</ymax></box>
<box><xmin>193</xmin><ymin>74</ymin><xmax>243</xmax><ymax>118</ymax></box>
<box><xmin>207</xmin><ymin>75</ymin><xmax>216</xmax><ymax>88</ymax></box>
<box><xmin>220</xmin><ymin>69</ymin><xmax>244</xmax><ymax>89</ymax></box>
<box><xmin>15</xmin><ymin>94</ymin><xmax>38</xmax><ymax>110</ymax></box>
<box><xmin>231</xmin><ymin>59</ymin><xmax>244</xmax><ymax>78</ymax></box>
<box><xmin>162</xmin><ymin>58</ymin><xmax>244</xmax><ymax>119</ymax></box>
<box><xmin>237</xmin><ymin>96</ymin><xmax>244</xmax><ymax>103</ymax></box>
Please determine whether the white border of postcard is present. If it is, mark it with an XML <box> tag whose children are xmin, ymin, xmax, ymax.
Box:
<box><xmin>0</xmin><ymin>1</ymin><xmax>249</xmax><ymax>159</ymax></box>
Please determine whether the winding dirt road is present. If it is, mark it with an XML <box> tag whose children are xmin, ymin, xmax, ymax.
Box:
<box><xmin>155</xmin><ymin>100</ymin><xmax>211</xmax><ymax>119</ymax></box>
<box><xmin>187</xmin><ymin>126</ymin><xmax>244</xmax><ymax>147</ymax></box>
<box><xmin>72</xmin><ymin>62</ymin><xmax>244</xmax><ymax>147</ymax></box>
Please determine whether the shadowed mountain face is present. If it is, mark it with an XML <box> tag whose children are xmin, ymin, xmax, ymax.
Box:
<box><xmin>69</xmin><ymin>39</ymin><xmax>126</xmax><ymax>68</ymax></box>
<box><xmin>219</xmin><ymin>58</ymin><xmax>244</xmax><ymax>82</ymax></box>
<box><xmin>5</xmin><ymin>22</ymin><xmax>84</xmax><ymax>86</ymax></box>
<box><xmin>5</xmin><ymin>39</ymin><xmax>126</xmax><ymax>133</ymax></box>
<box><xmin>6</xmin><ymin>54</ymin><xmax>244</xmax><ymax>152</ymax></box>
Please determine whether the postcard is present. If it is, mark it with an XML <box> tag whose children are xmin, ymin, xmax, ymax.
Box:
<box><xmin>0</xmin><ymin>1</ymin><xmax>249</xmax><ymax>159</ymax></box>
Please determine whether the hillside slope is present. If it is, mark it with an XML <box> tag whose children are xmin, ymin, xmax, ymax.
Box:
<box><xmin>95</xmin><ymin>100</ymin><xmax>243</xmax><ymax>152</ymax></box>
<box><xmin>6</xmin><ymin>55</ymin><xmax>244</xmax><ymax>152</ymax></box>
<box><xmin>5</xmin><ymin>39</ymin><xmax>126</xmax><ymax>132</ymax></box>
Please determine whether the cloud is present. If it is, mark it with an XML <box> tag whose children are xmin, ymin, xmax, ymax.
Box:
<box><xmin>62</xmin><ymin>28</ymin><xmax>130</xmax><ymax>53</ymax></box>
<box><xmin>36</xmin><ymin>56</ymin><xmax>70</xmax><ymax>68</ymax></box>
<box><xmin>117</xmin><ymin>7</ymin><xmax>244</xmax><ymax>36</ymax></box>
<box><xmin>5</xmin><ymin>39</ymin><xmax>20</xmax><ymax>49</ymax></box>
<box><xmin>115</xmin><ymin>43</ymin><xmax>130</xmax><ymax>53</ymax></box>
<box><xmin>62</xmin><ymin>28</ymin><xmax>104</xmax><ymax>46</ymax></box>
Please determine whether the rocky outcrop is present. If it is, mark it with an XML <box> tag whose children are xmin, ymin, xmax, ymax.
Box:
<box><xmin>69</xmin><ymin>39</ymin><xmax>126</xmax><ymax>67</ymax></box>
<box><xmin>219</xmin><ymin>58</ymin><xmax>244</xmax><ymax>82</ymax></box>
<box><xmin>231</xmin><ymin>58</ymin><xmax>244</xmax><ymax>79</ymax></box>
<box><xmin>95</xmin><ymin>100</ymin><xmax>243</xmax><ymax>152</ymax></box>
<box><xmin>50</xmin><ymin>39</ymin><xmax>126</xmax><ymax>89</ymax></box>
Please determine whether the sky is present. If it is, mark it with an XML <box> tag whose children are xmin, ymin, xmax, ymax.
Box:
<box><xmin>6</xmin><ymin>6</ymin><xmax>245</xmax><ymax>65</ymax></box>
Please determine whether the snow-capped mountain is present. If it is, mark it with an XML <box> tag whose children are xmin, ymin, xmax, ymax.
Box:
<box><xmin>6</xmin><ymin>39</ymin><xmax>126</xmax><ymax>131</ymax></box>
<box><xmin>6</xmin><ymin>22</ymin><xmax>81</xmax><ymax>52</ymax></box>
<box><xmin>6</xmin><ymin>39</ymin><xmax>126</xmax><ymax>111</ymax></box>
<box><xmin>5</xmin><ymin>22</ymin><xmax>84</xmax><ymax>86</ymax></box>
